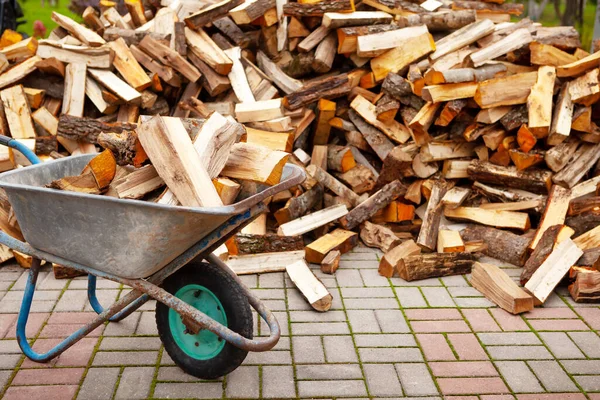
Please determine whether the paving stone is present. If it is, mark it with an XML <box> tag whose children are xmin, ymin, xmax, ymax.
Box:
<box><xmin>495</xmin><ymin>361</ymin><xmax>544</xmax><ymax>393</ymax></box>
<box><xmin>259</xmin><ymin>273</ymin><xmax>284</xmax><ymax>288</ymax></box>
<box><xmin>244</xmin><ymin>349</ymin><xmax>292</xmax><ymax>365</ymax></box>
<box><xmin>83</xmin><ymin>289</ymin><xmax>120</xmax><ymax>312</ymax></box>
<box><xmin>375</xmin><ymin>310</ymin><xmax>410</xmax><ymax>333</ymax></box>
<box><xmin>574</xmin><ymin>308</ymin><xmax>600</xmax><ymax>329</ymax></box>
<box><xmin>478</xmin><ymin>332</ymin><xmax>540</xmax><ymax>345</ymax></box>
<box><xmin>364</xmin><ymin>363</ymin><xmax>402</xmax><ymax>397</ymax></box>
<box><xmin>0</xmin><ymin>339</ymin><xmax>20</xmax><ymax>353</ymax></box>
<box><xmin>21</xmin><ymin>337</ymin><xmax>97</xmax><ymax>368</ymax></box>
<box><xmin>568</xmin><ymin>331</ymin><xmax>600</xmax><ymax>358</ymax></box>
<box><xmin>157</xmin><ymin>366</ymin><xmax>208</xmax><ymax>382</ymax></box>
<box><xmin>346</xmin><ymin>310</ymin><xmax>381</xmax><ymax>333</ymax></box>
<box><xmin>490</xmin><ymin>309</ymin><xmax>530</xmax><ymax>331</ymax></box>
<box><xmin>290</xmin><ymin>310</ymin><xmax>347</xmax><ymax>323</ymax></box>
<box><xmin>273</xmin><ymin>336</ymin><xmax>290</xmax><ymax>351</ymax></box>
<box><xmin>416</xmin><ymin>334</ymin><xmax>455</xmax><ymax>361</ymax></box>
<box><xmin>12</xmin><ymin>367</ymin><xmax>85</xmax><ymax>385</ymax></box>
<box><xmin>226</xmin><ymin>366</ymin><xmax>259</xmax><ymax>398</ymax></box>
<box><xmin>41</xmin><ymin>322</ymin><xmax>104</xmax><ymax>338</ymax></box>
<box><xmin>54</xmin><ymin>290</ymin><xmax>87</xmax><ymax>312</ymax></box>
<box><xmin>462</xmin><ymin>309</ymin><xmax>502</xmax><ymax>332</ymax></box>
<box><xmin>291</xmin><ymin>321</ymin><xmax>349</xmax><ymax>335</ymax></box>
<box><xmin>135</xmin><ymin>311</ymin><xmax>158</xmax><ymax>335</ymax></box>
<box><xmin>454</xmin><ymin>297</ymin><xmax>496</xmax><ymax>307</ymax></box>
<box><xmin>0</xmin><ymin>354</ymin><xmax>20</xmax><ymax>369</ymax></box>
<box><xmin>262</xmin><ymin>366</ymin><xmax>296</xmax><ymax>398</ymax></box>
<box><xmin>260</xmin><ymin>312</ymin><xmax>290</xmax><ymax>335</ymax></box>
<box><xmin>529</xmin><ymin>319</ymin><xmax>589</xmax><ymax>331</ymax></box>
<box><xmin>77</xmin><ymin>367</ymin><xmax>121</xmax><ymax>400</ymax></box>
<box><xmin>292</xmin><ymin>336</ymin><xmax>325</xmax><ymax>363</ymax></box>
<box><xmin>448</xmin><ymin>286</ymin><xmax>484</xmax><ymax>297</ymax></box>
<box><xmin>324</xmin><ymin>335</ymin><xmax>358</xmax><ymax>362</ymax></box>
<box><xmin>286</xmin><ymin>288</ymin><xmax>315</xmax><ymax>311</ymax></box>
<box><xmin>396</xmin><ymin>362</ymin><xmax>438</xmax><ymax>396</ymax></box>
<box><xmin>359</xmin><ymin>347</ymin><xmax>423</xmax><ymax>362</ymax></box>
<box><xmin>0</xmin><ymin>313</ymin><xmax>16</xmax><ymax>338</ymax></box>
<box><xmin>0</xmin><ymin>369</ymin><xmax>10</xmax><ymax>390</ymax></box>
<box><xmin>115</xmin><ymin>367</ymin><xmax>154</xmax><ymax>399</ymax></box>
<box><xmin>341</xmin><ymin>287</ymin><xmax>395</xmax><ymax>298</ymax></box>
<box><xmin>561</xmin><ymin>360</ymin><xmax>600</xmax><ymax>374</ymax></box>
<box><xmin>392</xmin><ymin>276</ymin><xmax>442</xmax><ymax>287</ymax></box>
<box><xmin>437</xmin><ymin>377</ymin><xmax>509</xmax><ymax>395</ymax></box>
<box><xmin>298</xmin><ymin>379</ymin><xmax>368</xmax><ymax>397</ymax></box>
<box><xmin>574</xmin><ymin>375</ymin><xmax>600</xmax><ymax>391</ymax></box>
<box><xmin>422</xmin><ymin>287</ymin><xmax>455</xmax><ymax>307</ymax></box>
<box><xmin>516</xmin><ymin>395</ymin><xmax>586</xmax><ymax>400</ymax></box>
<box><xmin>354</xmin><ymin>334</ymin><xmax>416</xmax><ymax>348</ymax></box>
<box><xmin>360</xmin><ymin>269</ymin><xmax>392</xmax><ymax>287</ymax></box>
<box><xmin>92</xmin><ymin>350</ymin><xmax>158</xmax><ymax>366</ymax></box>
<box><xmin>344</xmin><ymin>297</ymin><xmax>399</xmax><ymax>309</ymax></box>
<box><xmin>525</xmin><ymin>308</ymin><xmax>577</xmax><ymax>319</ymax></box>
<box><xmin>411</xmin><ymin>320</ymin><xmax>471</xmax><ymax>333</ymax></box>
<box><xmin>4</xmin><ymin>312</ymin><xmax>48</xmax><ymax>339</ymax></box>
<box><xmin>296</xmin><ymin>364</ymin><xmax>363</xmax><ymax>380</ymax></box>
<box><xmin>528</xmin><ymin>360</ymin><xmax>578</xmax><ymax>392</ymax></box>
<box><xmin>538</xmin><ymin>332</ymin><xmax>585</xmax><ymax>359</ymax></box>
<box><xmin>441</xmin><ymin>275</ymin><xmax>470</xmax><ymax>286</ymax></box>
<box><xmin>153</xmin><ymin>382</ymin><xmax>223</xmax><ymax>399</ymax></box>
<box><xmin>100</xmin><ymin>336</ymin><xmax>161</xmax><ymax>351</ymax></box>
<box><xmin>4</xmin><ymin>385</ymin><xmax>78</xmax><ymax>400</ymax></box>
<box><xmin>429</xmin><ymin>361</ymin><xmax>498</xmax><ymax>377</ymax></box>
<box><xmin>335</xmin><ymin>269</ymin><xmax>364</xmax><ymax>287</ymax></box>
<box><xmin>405</xmin><ymin>308</ymin><xmax>462</xmax><ymax>320</ymax></box>
<box><xmin>487</xmin><ymin>346</ymin><xmax>553</xmax><ymax>360</ymax></box>
<box><xmin>396</xmin><ymin>287</ymin><xmax>428</xmax><ymax>307</ymax></box>
<box><xmin>103</xmin><ymin>312</ymin><xmax>141</xmax><ymax>336</ymax></box>
<box><xmin>448</xmin><ymin>333</ymin><xmax>488</xmax><ymax>360</ymax></box>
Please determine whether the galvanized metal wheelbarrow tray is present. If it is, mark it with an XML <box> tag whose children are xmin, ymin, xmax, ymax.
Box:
<box><xmin>0</xmin><ymin>136</ymin><xmax>305</xmax><ymax>362</ymax></box>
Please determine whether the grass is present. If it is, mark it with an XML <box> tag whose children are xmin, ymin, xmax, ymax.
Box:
<box><xmin>17</xmin><ymin>0</ymin><xmax>80</xmax><ymax>37</ymax></box>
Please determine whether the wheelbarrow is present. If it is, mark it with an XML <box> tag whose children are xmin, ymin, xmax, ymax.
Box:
<box><xmin>0</xmin><ymin>136</ymin><xmax>305</xmax><ymax>379</ymax></box>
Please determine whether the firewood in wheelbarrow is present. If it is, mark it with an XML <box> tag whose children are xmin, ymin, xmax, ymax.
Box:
<box><xmin>136</xmin><ymin>116</ymin><xmax>223</xmax><ymax>207</ymax></box>
<box><xmin>48</xmin><ymin>149</ymin><xmax>117</xmax><ymax>194</ymax></box>
<box><xmin>286</xmin><ymin>260</ymin><xmax>332</xmax><ymax>312</ymax></box>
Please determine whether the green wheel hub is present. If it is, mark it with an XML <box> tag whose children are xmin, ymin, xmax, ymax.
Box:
<box><xmin>168</xmin><ymin>284</ymin><xmax>228</xmax><ymax>360</ymax></box>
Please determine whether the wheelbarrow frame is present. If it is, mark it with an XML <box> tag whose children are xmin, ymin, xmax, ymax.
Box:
<box><xmin>0</xmin><ymin>136</ymin><xmax>304</xmax><ymax>362</ymax></box>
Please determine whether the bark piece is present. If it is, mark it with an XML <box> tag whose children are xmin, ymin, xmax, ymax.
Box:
<box><xmin>226</xmin><ymin>233</ymin><xmax>304</xmax><ymax>256</ymax></box>
<box><xmin>398</xmin><ymin>252</ymin><xmax>478</xmax><ymax>281</ymax></box>
<box><xmin>340</xmin><ymin>180</ymin><xmax>405</xmax><ymax>230</ymax></box>
<box><xmin>468</xmin><ymin>160</ymin><xmax>553</xmax><ymax>194</ymax></box>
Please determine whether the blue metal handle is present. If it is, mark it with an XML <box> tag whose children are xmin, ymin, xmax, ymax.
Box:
<box><xmin>0</xmin><ymin>135</ymin><xmax>41</xmax><ymax>165</ymax></box>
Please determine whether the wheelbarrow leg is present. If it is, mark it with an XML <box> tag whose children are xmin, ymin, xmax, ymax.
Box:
<box><xmin>87</xmin><ymin>275</ymin><xmax>149</xmax><ymax>322</ymax></box>
<box><xmin>16</xmin><ymin>258</ymin><xmax>147</xmax><ymax>362</ymax></box>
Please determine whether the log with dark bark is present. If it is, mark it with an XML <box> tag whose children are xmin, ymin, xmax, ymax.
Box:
<box><xmin>283</xmin><ymin>74</ymin><xmax>350</xmax><ymax>110</ymax></box>
<box><xmin>397</xmin><ymin>252</ymin><xmax>478</xmax><ymax>281</ymax></box>
<box><xmin>274</xmin><ymin>184</ymin><xmax>323</xmax><ymax>225</ymax></box>
<box><xmin>467</xmin><ymin>160</ymin><xmax>553</xmax><ymax>194</ymax></box>
<box><xmin>226</xmin><ymin>233</ymin><xmax>304</xmax><ymax>256</ymax></box>
<box><xmin>97</xmin><ymin>131</ymin><xmax>147</xmax><ymax>167</ymax></box>
<box><xmin>283</xmin><ymin>0</ymin><xmax>353</xmax><ymax>17</ymax></box>
<box><xmin>576</xmin><ymin>247</ymin><xmax>600</xmax><ymax>267</ymax></box>
<box><xmin>340</xmin><ymin>180</ymin><xmax>406</xmax><ymax>230</ymax></box>
<box><xmin>460</xmin><ymin>224</ymin><xmax>531</xmax><ymax>266</ymax></box>
<box><xmin>417</xmin><ymin>180</ymin><xmax>450</xmax><ymax>251</ymax></box>
<box><xmin>373</xmin><ymin>146</ymin><xmax>413</xmax><ymax>191</ymax></box>
<box><xmin>57</xmin><ymin>115</ymin><xmax>137</xmax><ymax>143</ymax></box>
<box><xmin>566</xmin><ymin>209</ymin><xmax>600</xmax><ymax>237</ymax></box>
<box><xmin>397</xmin><ymin>10</ymin><xmax>476</xmax><ymax>31</ymax></box>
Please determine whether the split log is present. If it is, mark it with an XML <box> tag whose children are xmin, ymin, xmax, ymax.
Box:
<box><xmin>130</xmin><ymin>44</ymin><xmax>182</xmax><ymax>87</ymax></box>
<box><xmin>36</xmin><ymin>40</ymin><xmax>112</xmax><ymax>68</ymax></box>
<box><xmin>1</xmin><ymin>85</ymin><xmax>35</xmax><ymax>139</ymax></box>
<box><xmin>397</xmin><ymin>10</ymin><xmax>476</xmax><ymax>31</ymax></box>
<box><xmin>348</xmin><ymin>109</ymin><xmax>395</xmax><ymax>161</ymax></box>
<box><xmin>313</xmin><ymin>99</ymin><xmax>336</xmax><ymax>145</ymax></box>
<box><xmin>552</xmin><ymin>143</ymin><xmax>600</xmax><ymax>188</ymax></box>
<box><xmin>337</xmin><ymin>164</ymin><xmax>376</xmax><ymax>194</ymax></box>
<box><xmin>378</xmin><ymin>239</ymin><xmax>421</xmax><ymax>278</ymax></box>
<box><xmin>525</xmin><ymin>238</ymin><xmax>583</xmax><ymax>303</ymax></box>
<box><xmin>235</xmin><ymin>99</ymin><xmax>284</xmax><ymax>123</ymax></box>
<box><xmin>286</xmin><ymin>260</ymin><xmax>332</xmax><ymax>312</ymax></box>
<box><xmin>416</xmin><ymin>179</ymin><xmax>450</xmax><ymax>251</ymax></box>
<box><xmin>471</xmin><ymin>262</ymin><xmax>534</xmax><ymax>314</ymax></box>
<box><xmin>452</xmin><ymin>0</ymin><xmax>524</xmax><ymax>14</ymax></box>
<box><xmin>321</xmin><ymin>250</ymin><xmax>341</xmax><ymax>274</ymax></box>
<box><xmin>397</xmin><ymin>252</ymin><xmax>478</xmax><ymax>281</ymax></box>
<box><xmin>57</xmin><ymin>115</ymin><xmax>136</xmax><ymax>143</ymax></box>
<box><xmin>139</xmin><ymin>34</ymin><xmax>201</xmax><ymax>81</ymax></box>
<box><xmin>545</xmin><ymin>137</ymin><xmax>579</xmax><ymax>172</ymax></box>
<box><xmin>327</xmin><ymin>145</ymin><xmax>355</xmax><ymax>173</ymax></box>
<box><xmin>184</xmin><ymin>0</ymin><xmax>244</xmax><ymax>29</ymax></box>
<box><xmin>437</xmin><ymin>230</ymin><xmax>465</xmax><ymax>253</ymax></box>
<box><xmin>468</xmin><ymin>28</ymin><xmax>532</xmax><ymax>67</ymax></box>
<box><xmin>88</xmin><ymin>68</ymin><xmax>141</xmax><ymax>105</ymax></box>
<box><xmin>474</xmin><ymin>71</ymin><xmax>538</xmax><ymax>108</ymax></box>
<box><xmin>430</xmin><ymin>19</ymin><xmax>495</xmax><ymax>60</ymax></box>
<box><xmin>569</xmin><ymin>266</ymin><xmax>600</xmax><ymax>302</ymax></box>
<box><xmin>568</xmin><ymin>68</ymin><xmax>600</xmax><ymax>106</ymax></box>
<box><xmin>573</xmin><ymin>225</ymin><xmax>600</xmax><ymax>250</ymax></box>
<box><xmin>136</xmin><ymin>116</ymin><xmax>222</xmax><ymax>207</ymax></box>
<box><xmin>529</xmin><ymin>185</ymin><xmax>571</xmax><ymax>251</ymax></box>
<box><xmin>51</xmin><ymin>12</ymin><xmax>105</xmax><ymax>47</ymax></box>
<box><xmin>221</xmin><ymin>142</ymin><xmax>288</xmax><ymax>186</ymax></box>
<box><xmin>521</xmin><ymin>224</ymin><xmax>572</xmax><ymax>285</ymax></box>
<box><xmin>566</xmin><ymin>209</ymin><xmax>600</xmax><ymax>237</ymax></box>
<box><xmin>213</xmin><ymin>177</ymin><xmax>241</xmax><ymax>205</ymax></box>
<box><xmin>112</xmin><ymin>165</ymin><xmax>164</xmax><ymax>199</ymax></box>
<box><xmin>283</xmin><ymin>0</ymin><xmax>353</xmax><ymax>17</ymax></box>
<box><xmin>283</xmin><ymin>74</ymin><xmax>349</xmax><ymax>110</ymax></box>
<box><xmin>305</xmin><ymin>228</ymin><xmax>358</xmax><ymax>263</ymax></box>
<box><xmin>306</xmin><ymin>164</ymin><xmax>361</xmax><ymax>206</ymax></box>
<box><xmin>350</xmin><ymin>95</ymin><xmax>410</xmax><ymax>144</ymax></box>
<box><xmin>527</xmin><ymin>66</ymin><xmax>556</xmax><ymax>137</ymax></box>
<box><xmin>226</xmin><ymin>250</ymin><xmax>304</xmax><ymax>274</ymax></box>
<box><xmin>278</xmin><ymin>204</ymin><xmax>348</xmax><ymax>236</ymax></box>
<box><xmin>373</xmin><ymin>146</ymin><xmax>413</xmax><ymax>192</ymax></box>
<box><xmin>530</xmin><ymin>42</ymin><xmax>578</xmax><ymax>67</ymax></box>
<box><xmin>461</xmin><ymin>224</ymin><xmax>531</xmax><ymax>266</ymax></box>
<box><xmin>445</xmin><ymin>207</ymin><xmax>530</xmax><ymax>231</ymax></box>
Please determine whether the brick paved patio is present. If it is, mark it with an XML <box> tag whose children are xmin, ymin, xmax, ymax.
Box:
<box><xmin>0</xmin><ymin>246</ymin><xmax>599</xmax><ymax>399</ymax></box>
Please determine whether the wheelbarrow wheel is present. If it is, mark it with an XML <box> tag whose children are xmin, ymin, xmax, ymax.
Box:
<box><xmin>156</xmin><ymin>262</ymin><xmax>253</xmax><ymax>379</ymax></box>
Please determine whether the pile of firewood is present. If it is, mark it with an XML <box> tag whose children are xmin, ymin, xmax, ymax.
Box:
<box><xmin>0</xmin><ymin>0</ymin><xmax>598</xmax><ymax>312</ymax></box>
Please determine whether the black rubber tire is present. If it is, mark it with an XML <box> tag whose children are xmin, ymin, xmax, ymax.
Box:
<box><xmin>156</xmin><ymin>262</ymin><xmax>253</xmax><ymax>379</ymax></box>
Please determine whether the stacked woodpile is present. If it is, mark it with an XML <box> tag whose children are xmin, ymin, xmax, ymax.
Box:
<box><xmin>0</xmin><ymin>0</ymin><xmax>598</xmax><ymax>312</ymax></box>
